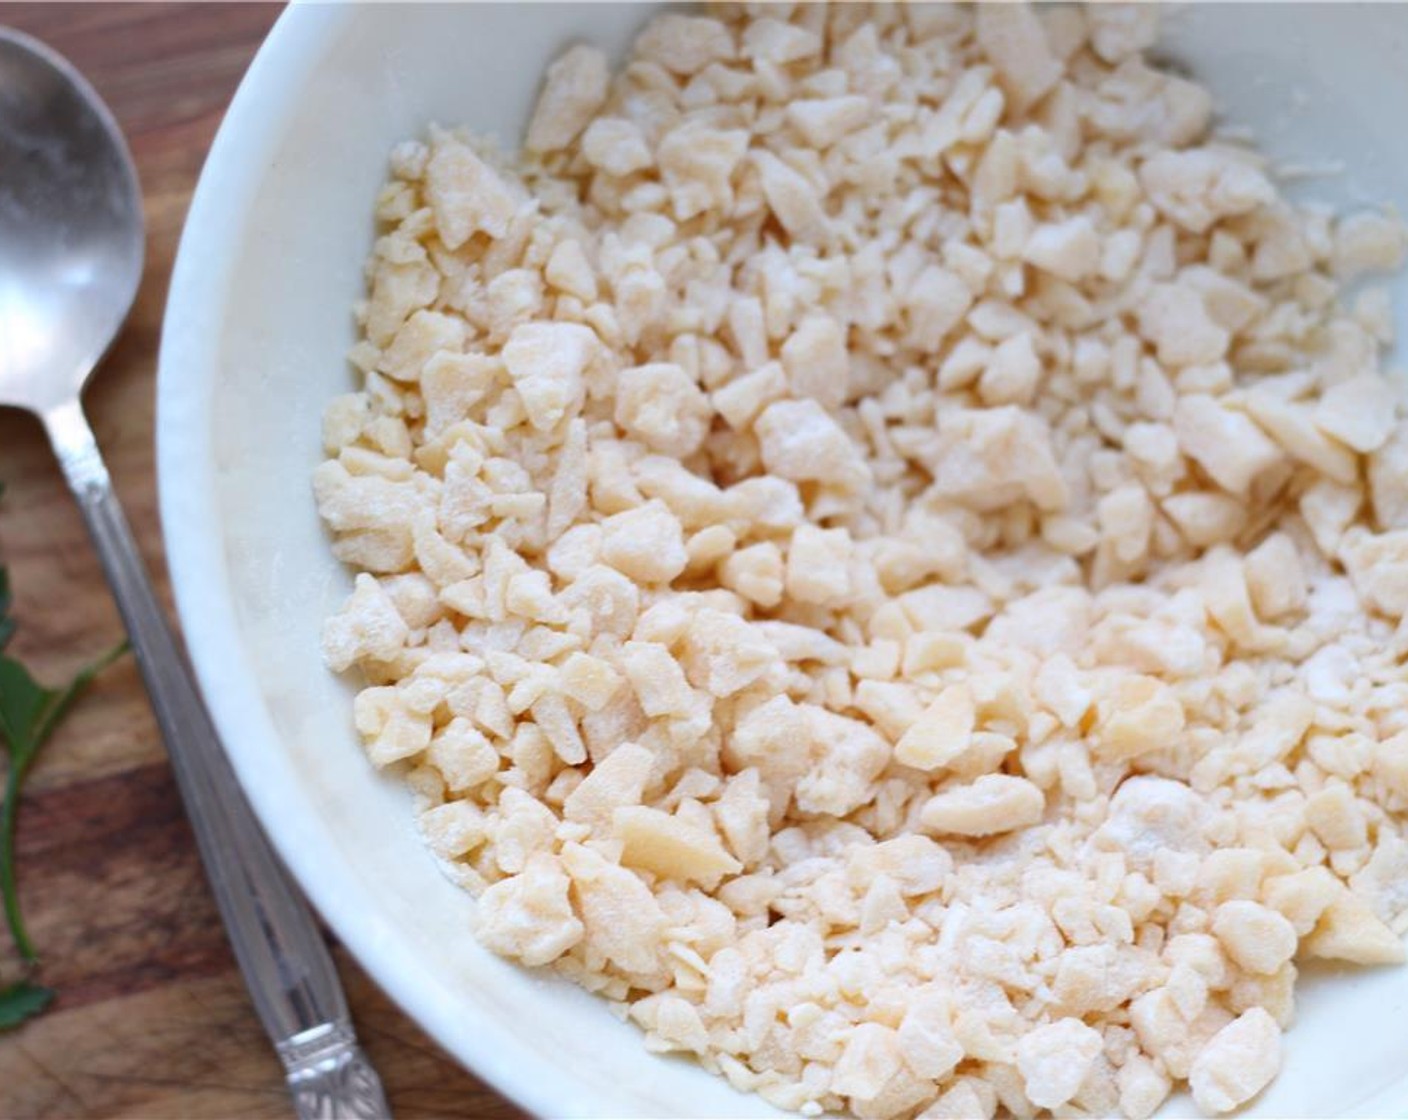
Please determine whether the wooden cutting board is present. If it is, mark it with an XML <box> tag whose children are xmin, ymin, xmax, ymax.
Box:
<box><xmin>0</xmin><ymin>6</ymin><xmax>522</xmax><ymax>1117</ymax></box>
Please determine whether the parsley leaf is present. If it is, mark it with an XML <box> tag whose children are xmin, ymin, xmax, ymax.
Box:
<box><xmin>0</xmin><ymin>568</ymin><xmax>14</xmax><ymax>651</ymax></box>
<box><xmin>1</xmin><ymin>637</ymin><xmax>127</xmax><ymax>964</ymax></box>
<box><xmin>0</xmin><ymin>484</ymin><xmax>127</xmax><ymax>1029</ymax></box>
<box><xmin>0</xmin><ymin>980</ymin><xmax>53</xmax><ymax>1029</ymax></box>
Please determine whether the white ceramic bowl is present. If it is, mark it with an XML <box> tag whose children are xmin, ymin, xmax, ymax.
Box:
<box><xmin>158</xmin><ymin>5</ymin><xmax>1408</xmax><ymax>1117</ymax></box>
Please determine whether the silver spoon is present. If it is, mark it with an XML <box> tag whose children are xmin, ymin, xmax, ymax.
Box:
<box><xmin>0</xmin><ymin>27</ymin><xmax>390</xmax><ymax>1120</ymax></box>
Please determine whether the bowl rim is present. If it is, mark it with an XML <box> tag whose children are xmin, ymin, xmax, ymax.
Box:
<box><xmin>155</xmin><ymin>6</ymin><xmax>581</xmax><ymax>1117</ymax></box>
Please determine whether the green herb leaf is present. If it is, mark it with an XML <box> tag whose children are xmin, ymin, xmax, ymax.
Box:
<box><xmin>0</xmin><ymin>655</ymin><xmax>57</xmax><ymax>771</ymax></box>
<box><xmin>0</xmin><ymin>636</ymin><xmax>127</xmax><ymax>963</ymax></box>
<box><xmin>0</xmin><ymin>979</ymin><xmax>53</xmax><ymax>1030</ymax></box>
<box><xmin>0</xmin><ymin>485</ymin><xmax>126</xmax><ymax>1024</ymax></box>
<box><xmin>0</xmin><ymin>569</ymin><xmax>14</xmax><ymax>652</ymax></box>
<box><xmin>0</xmin><ymin>640</ymin><xmax>129</xmax><ymax>772</ymax></box>
<box><xmin>0</xmin><ymin>646</ymin><xmax>65</xmax><ymax>964</ymax></box>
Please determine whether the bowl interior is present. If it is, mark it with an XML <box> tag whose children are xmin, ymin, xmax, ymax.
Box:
<box><xmin>159</xmin><ymin>5</ymin><xmax>1408</xmax><ymax>1117</ymax></box>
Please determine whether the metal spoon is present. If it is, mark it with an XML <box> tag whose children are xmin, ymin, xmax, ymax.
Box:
<box><xmin>0</xmin><ymin>27</ymin><xmax>390</xmax><ymax>1120</ymax></box>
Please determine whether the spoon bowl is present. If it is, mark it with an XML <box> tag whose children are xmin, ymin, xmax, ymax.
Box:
<box><xmin>0</xmin><ymin>27</ymin><xmax>143</xmax><ymax>414</ymax></box>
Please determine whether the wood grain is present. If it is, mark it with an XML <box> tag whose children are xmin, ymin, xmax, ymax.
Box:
<box><xmin>0</xmin><ymin>6</ymin><xmax>522</xmax><ymax>1117</ymax></box>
